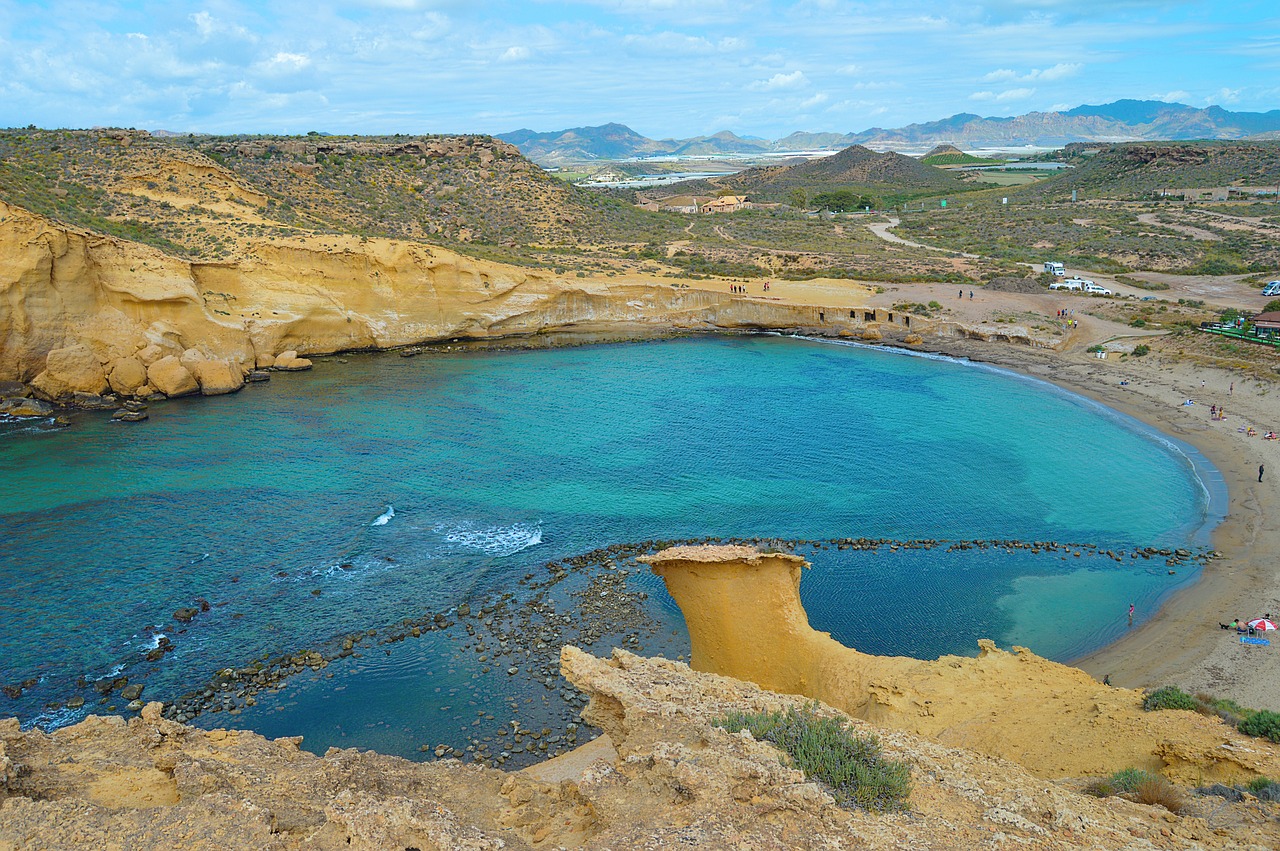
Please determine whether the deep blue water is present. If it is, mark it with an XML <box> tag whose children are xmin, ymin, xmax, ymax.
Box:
<box><xmin>0</xmin><ymin>335</ymin><xmax>1222</xmax><ymax>758</ymax></box>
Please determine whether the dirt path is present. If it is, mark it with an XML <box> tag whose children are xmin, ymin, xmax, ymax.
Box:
<box><xmin>1136</xmin><ymin>212</ymin><xmax>1222</xmax><ymax>241</ymax></box>
<box><xmin>866</xmin><ymin>217</ymin><xmax>979</xmax><ymax>258</ymax></box>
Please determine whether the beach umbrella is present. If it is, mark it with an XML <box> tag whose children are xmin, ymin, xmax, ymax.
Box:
<box><xmin>1248</xmin><ymin>618</ymin><xmax>1277</xmax><ymax>632</ymax></box>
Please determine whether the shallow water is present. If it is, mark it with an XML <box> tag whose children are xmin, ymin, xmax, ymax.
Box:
<box><xmin>0</xmin><ymin>335</ymin><xmax>1221</xmax><ymax>755</ymax></box>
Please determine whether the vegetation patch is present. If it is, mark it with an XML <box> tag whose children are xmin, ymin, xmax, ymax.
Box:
<box><xmin>714</xmin><ymin>704</ymin><xmax>911</xmax><ymax>812</ymax></box>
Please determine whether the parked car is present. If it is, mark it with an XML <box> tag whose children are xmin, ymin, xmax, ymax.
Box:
<box><xmin>1083</xmin><ymin>282</ymin><xmax>1112</xmax><ymax>295</ymax></box>
<box><xmin>1263</xmin><ymin>281</ymin><xmax>1280</xmax><ymax>296</ymax></box>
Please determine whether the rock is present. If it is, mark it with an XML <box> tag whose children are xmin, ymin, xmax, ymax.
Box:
<box><xmin>122</xmin><ymin>399</ymin><xmax>148</xmax><ymax>412</ymax></box>
<box><xmin>273</xmin><ymin>351</ymin><xmax>313</xmax><ymax>371</ymax></box>
<box><xmin>193</xmin><ymin>359</ymin><xmax>245</xmax><ymax>396</ymax></box>
<box><xmin>147</xmin><ymin>356</ymin><xmax>199</xmax><ymax>398</ymax></box>
<box><xmin>111</xmin><ymin>409</ymin><xmax>148</xmax><ymax>423</ymax></box>
<box><xmin>107</xmin><ymin>357</ymin><xmax>149</xmax><ymax>395</ymax></box>
<box><xmin>126</xmin><ymin>699</ymin><xmax>144</xmax><ymax>711</ymax></box>
<box><xmin>65</xmin><ymin>695</ymin><xmax>84</xmax><ymax>708</ymax></box>
<box><xmin>0</xmin><ymin>380</ymin><xmax>29</xmax><ymax>399</ymax></box>
<box><xmin>136</xmin><ymin>344</ymin><xmax>166</xmax><ymax>367</ymax></box>
<box><xmin>173</xmin><ymin>607</ymin><xmax>199</xmax><ymax>623</ymax></box>
<box><xmin>0</xmin><ymin>397</ymin><xmax>54</xmax><ymax>417</ymax></box>
<box><xmin>120</xmin><ymin>684</ymin><xmax>144</xmax><ymax>701</ymax></box>
<box><xmin>179</xmin><ymin>348</ymin><xmax>207</xmax><ymax>374</ymax></box>
<box><xmin>70</xmin><ymin>392</ymin><xmax>117</xmax><ymax>410</ymax></box>
<box><xmin>245</xmin><ymin>370</ymin><xmax>271</xmax><ymax>383</ymax></box>
<box><xmin>255</xmin><ymin>353</ymin><xmax>276</xmax><ymax>369</ymax></box>
<box><xmin>30</xmin><ymin>344</ymin><xmax>109</xmax><ymax>399</ymax></box>
<box><xmin>904</xmin><ymin>333</ymin><xmax>924</xmax><ymax>345</ymax></box>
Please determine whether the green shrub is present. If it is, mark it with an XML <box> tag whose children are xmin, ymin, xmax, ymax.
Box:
<box><xmin>1110</xmin><ymin>767</ymin><xmax>1158</xmax><ymax>792</ymax></box>
<box><xmin>1247</xmin><ymin>777</ymin><xmax>1280</xmax><ymax>802</ymax></box>
<box><xmin>1143</xmin><ymin>686</ymin><xmax>1198</xmax><ymax>711</ymax></box>
<box><xmin>1130</xmin><ymin>318</ymin><xmax>1147</xmax><ymax>327</ymax></box>
<box><xmin>1086</xmin><ymin>344</ymin><xmax>1104</xmax><ymax>353</ymax></box>
<box><xmin>1132</xmin><ymin>344</ymin><xmax>1151</xmax><ymax>357</ymax></box>
<box><xmin>1238</xmin><ymin>709</ymin><xmax>1280</xmax><ymax>742</ymax></box>
<box><xmin>715</xmin><ymin>704</ymin><xmax>911</xmax><ymax>812</ymax></box>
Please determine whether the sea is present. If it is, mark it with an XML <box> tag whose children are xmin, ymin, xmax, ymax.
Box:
<box><xmin>0</xmin><ymin>335</ymin><xmax>1224</xmax><ymax>760</ymax></box>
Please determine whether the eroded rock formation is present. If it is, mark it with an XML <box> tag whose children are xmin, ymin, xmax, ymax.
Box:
<box><xmin>641</xmin><ymin>545</ymin><xmax>1280</xmax><ymax>784</ymax></box>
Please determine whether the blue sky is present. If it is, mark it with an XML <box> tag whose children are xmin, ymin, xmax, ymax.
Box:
<box><xmin>0</xmin><ymin>1</ymin><xmax>1275</xmax><ymax>138</ymax></box>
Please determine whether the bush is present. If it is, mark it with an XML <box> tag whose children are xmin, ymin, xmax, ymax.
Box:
<box><xmin>1238</xmin><ymin>709</ymin><xmax>1280</xmax><ymax>742</ymax></box>
<box><xmin>1132</xmin><ymin>776</ymin><xmax>1188</xmax><ymax>813</ymax></box>
<box><xmin>1143</xmin><ymin>686</ymin><xmax>1198</xmax><ymax>712</ymax></box>
<box><xmin>714</xmin><ymin>704</ymin><xmax>912</xmax><ymax>812</ymax></box>
<box><xmin>1082</xmin><ymin>778</ymin><xmax>1117</xmax><ymax>797</ymax></box>
<box><xmin>1132</xmin><ymin>344</ymin><xmax>1151</xmax><ymax>357</ymax></box>
<box><xmin>1110</xmin><ymin>768</ymin><xmax>1158</xmax><ymax>792</ymax></box>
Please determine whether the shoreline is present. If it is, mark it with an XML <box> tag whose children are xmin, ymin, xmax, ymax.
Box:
<box><xmin>920</xmin><ymin>335</ymin><xmax>1280</xmax><ymax>711</ymax></box>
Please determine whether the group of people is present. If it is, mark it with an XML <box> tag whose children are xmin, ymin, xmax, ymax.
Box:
<box><xmin>1221</xmin><ymin>616</ymin><xmax>1271</xmax><ymax>635</ymax></box>
<box><xmin>729</xmin><ymin>282</ymin><xmax>771</xmax><ymax>294</ymax></box>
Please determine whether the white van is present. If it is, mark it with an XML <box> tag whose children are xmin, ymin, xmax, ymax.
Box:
<box><xmin>1263</xmin><ymin>281</ymin><xmax>1280</xmax><ymax>297</ymax></box>
<box><xmin>1049</xmin><ymin>280</ymin><xmax>1082</xmax><ymax>291</ymax></box>
<box><xmin>1083</xmin><ymin>282</ymin><xmax>1112</xmax><ymax>295</ymax></box>
<box><xmin>1044</xmin><ymin>261</ymin><xmax>1066</xmax><ymax>276</ymax></box>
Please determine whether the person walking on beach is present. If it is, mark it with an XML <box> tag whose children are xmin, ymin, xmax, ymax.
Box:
<box><xmin>1261</xmin><ymin>463</ymin><xmax>1266</xmax><ymax>483</ymax></box>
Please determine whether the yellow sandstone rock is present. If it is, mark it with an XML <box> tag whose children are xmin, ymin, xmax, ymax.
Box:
<box><xmin>641</xmin><ymin>545</ymin><xmax>1280</xmax><ymax>785</ymax></box>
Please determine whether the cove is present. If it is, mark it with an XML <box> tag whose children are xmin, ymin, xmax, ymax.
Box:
<box><xmin>0</xmin><ymin>335</ymin><xmax>1221</xmax><ymax>758</ymax></box>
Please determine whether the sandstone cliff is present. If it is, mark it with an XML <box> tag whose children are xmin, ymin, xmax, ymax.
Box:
<box><xmin>0</xmin><ymin>200</ymin><xmax>929</xmax><ymax>398</ymax></box>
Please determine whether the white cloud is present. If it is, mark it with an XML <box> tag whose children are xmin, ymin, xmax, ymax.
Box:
<box><xmin>970</xmin><ymin>87</ymin><xmax>1036</xmax><ymax>102</ymax></box>
<box><xmin>499</xmin><ymin>45</ymin><xmax>531</xmax><ymax>61</ymax></box>
<box><xmin>749</xmin><ymin>70</ymin><xmax>807</xmax><ymax>91</ymax></box>
<box><xmin>263</xmin><ymin>52</ymin><xmax>311</xmax><ymax>72</ymax></box>
<box><xmin>1208</xmin><ymin>87</ymin><xmax>1240</xmax><ymax>105</ymax></box>
<box><xmin>1152</xmin><ymin>90</ymin><xmax>1191</xmax><ymax>103</ymax></box>
<box><xmin>799</xmin><ymin>92</ymin><xmax>828</xmax><ymax>108</ymax></box>
<box><xmin>981</xmin><ymin>62</ymin><xmax>1080</xmax><ymax>83</ymax></box>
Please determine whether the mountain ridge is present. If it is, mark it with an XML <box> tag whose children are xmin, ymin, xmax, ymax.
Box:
<box><xmin>501</xmin><ymin>100</ymin><xmax>1280</xmax><ymax>164</ymax></box>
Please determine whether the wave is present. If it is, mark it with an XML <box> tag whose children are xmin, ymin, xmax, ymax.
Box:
<box><xmin>371</xmin><ymin>505</ymin><xmax>395</xmax><ymax>526</ymax></box>
<box><xmin>138</xmin><ymin>632</ymin><xmax>167</xmax><ymax>652</ymax></box>
<box><xmin>439</xmin><ymin>520</ymin><xmax>542</xmax><ymax>557</ymax></box>
<box><xmin>27</xmin><ymin>704</ymin><xmax>88</xmax><ymax>732</ymax></box>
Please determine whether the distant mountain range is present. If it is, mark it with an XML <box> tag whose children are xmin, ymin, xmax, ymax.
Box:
<box><xmin>500</xmin><ymin>100</ymin><xmax>1280</xmax><ymax>164</ymax></box>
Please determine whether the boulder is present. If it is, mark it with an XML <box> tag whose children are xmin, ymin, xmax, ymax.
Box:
<box><xmin>30</xmin><ymin>344</ymin><xmax>109</xmax><ymax>399</ymax></box>
<box><xmin>136</xmin><ymin>344</ymin><xmax>166</xmax><ymax>367</ymax></box>
<box><xmin>193</xmin><ymin>360</ymin><xmax>245</xmax><ymax>396</ymax></box>
<box><xmin>111</xmin><ymin>409</ymin><xmax>148</xmax><ymax>423</ymax></box>
<box><xmin>255</xmin><ymin>353</ymin><xmax>276</xmax><ymax>369</ymax></box>
<box><xmin>108</xmin><ymin>357</ymin><xmax>149</xmax><ymax>396</ymax></box>
<box><xmin>147</xmin><ymin>357</ymin><xmax>199</xmax><ymax>398</ymax></box>
<box><xmin>179</xmin><ymin>348</ymin><xmax>207</xmax><ymax>374</ymax></box>
<box><xmin>0</xmin><ymin>380</ymin><xmax>29</xmax><ymax>399</ymax></box>
<box><xmin>273</xmin><ymin>351</ymin><xmax>313</xmax><ymax>371</ymax></box>
<box><xmin>0</xmin><ymin>397</ymin><xmax>54</xmax><ymax>418</ymax></box>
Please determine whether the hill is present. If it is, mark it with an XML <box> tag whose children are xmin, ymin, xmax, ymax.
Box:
<box><xmin>671</xmin><ymin>144</ymin><xmax>974</xmax><ymax>203</ymax></box>
<box><xmin>501</xmin><ymin>101</ymin><xmax>1280</xmax><ymax>165</ymax></box>
<box><xmin>0</xmin><ymin>128</ymin><xmax>679</xmax><ymax>262</ymax></box>
<box><xmin>1018</xmin><ymin>140</ymin><xmax>1280</xmax><ymax>201</ymax></box>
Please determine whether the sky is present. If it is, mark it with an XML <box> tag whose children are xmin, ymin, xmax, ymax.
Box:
<box><xmin>0</xmin><ymin>0</ymin><xmax>1276</xmax><ymax>139</ymax></box>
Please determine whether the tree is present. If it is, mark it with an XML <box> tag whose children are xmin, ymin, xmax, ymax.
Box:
<box><xmin>813</xmin><ymin>189</ymin><xmax>874</xmax><ymax>213</ymax></box>
<box><xmin>1264</xmin><ymin>299</ymin><xmax>1280</xmax><ymax>313</ymax></box>
<box><xmin>788</xmin><ymin>188</ymin><xmax>810</xmax><ymax>210</ymax></box>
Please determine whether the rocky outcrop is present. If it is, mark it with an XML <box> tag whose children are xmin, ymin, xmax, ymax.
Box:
<box><xmin>641</xmin><ymin>545</ymin><xmax>1280</xmax><ymax>785</ymax></box>
<box><xmin>191</xmin><ymin>359</ymin><xmax>244</xmax><ymax>396</ymax></box>
<box><xmin>2</xmin><ymin>652</ymin><xmax>1278</xmax><ymax>850</ymax></box>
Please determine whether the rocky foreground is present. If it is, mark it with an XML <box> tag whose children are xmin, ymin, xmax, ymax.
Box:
<box><xmin>2</xmin><ymin>646</ymin><xmax>1278</xmax><ymax>850</ymax></box>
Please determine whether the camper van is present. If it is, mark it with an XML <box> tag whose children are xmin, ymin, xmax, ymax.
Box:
<box><xmin>1263</xmin><ymin>281</ymin><xmax>1280</xmax><ymax>297</ymax></box>
<box><xmin>1044</xmin><ymin>261</ymin><xmax>1066</xmax><ymax>276</ymax></box>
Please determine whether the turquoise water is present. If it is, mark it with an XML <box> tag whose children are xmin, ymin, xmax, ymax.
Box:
<box><xmin>0</xmin><ymin>335</ymin><xmax>1221</xmax><ymax>757</ymax></box>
